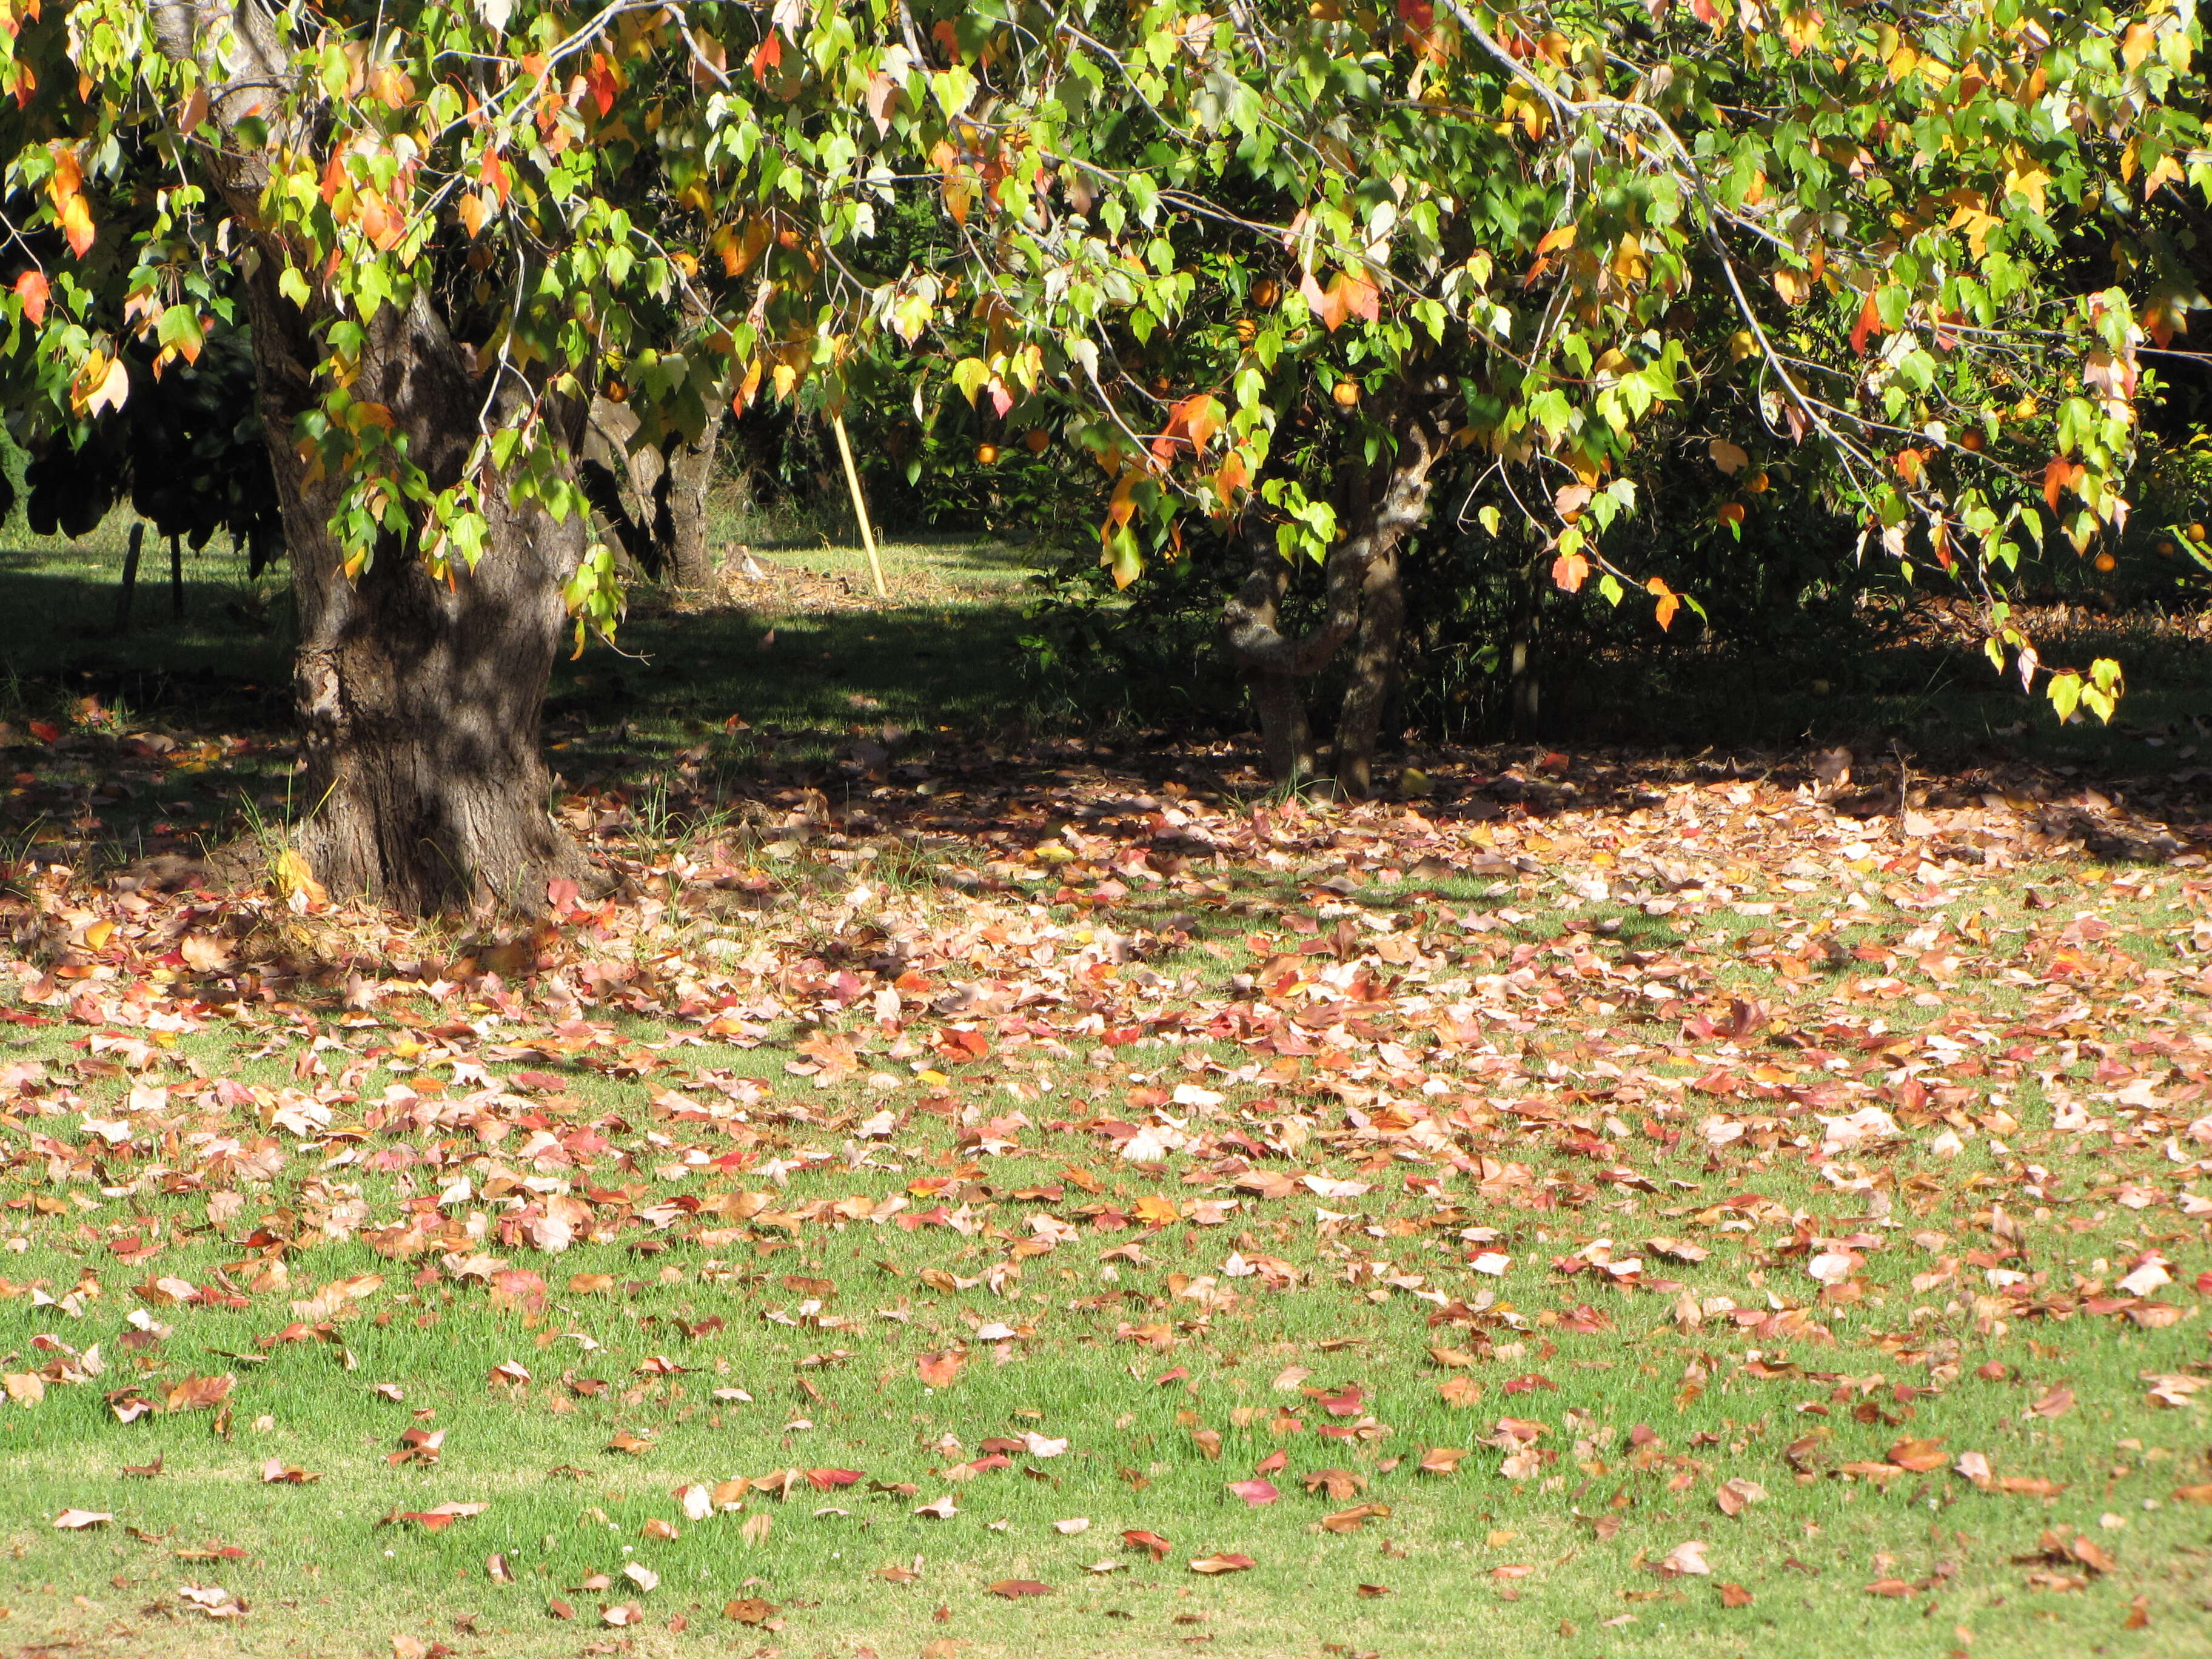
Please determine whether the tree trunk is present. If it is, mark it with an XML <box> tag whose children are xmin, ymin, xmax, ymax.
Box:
<box><xmin>578</xmin><ymin>395</ymin><xmax>665</xmax><ymax>576</ymax></box>
<box><xmin>1507</xmin><ymin>546</ymin><xmax>1544</xmax><ymax>739</ymax></box>
<box><xmin>246</xmin><ymin>280</ymin><xmax>594</xmax><ymax>913</ymax></box>
<box><xmin>157</xmin><ymin>0</ymin><xmax>596</xmax><ymax>916</ymax></box>
<box><xmin>662</xmin><ymin>399</ymin><xmax>725</xmax><ymax>596</ymax></box>
<box><xmin>1334</xmin><ymin>536</ymin><xmax>1406</xmax><ymax>797</ymax></box>
<box><xmin>1227</xmin><ymin>543</ymin><xmax>1316</xmax><ymax>783</ymax></box>
<box><xmin>1224</xmin><ymin>402</ymin><xmax>1442</xmax><ymax>792</ymax></box>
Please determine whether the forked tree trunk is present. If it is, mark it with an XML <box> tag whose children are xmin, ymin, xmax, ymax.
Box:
<box><xmin>1224</xmin><ymin>400</ymin><xmax>1441</xmax><ymax>795</ymax></box>
<box><xmin>244</xmin><ymin>277</ymin><xmax>594</xmax><ymax>913</ymax></box>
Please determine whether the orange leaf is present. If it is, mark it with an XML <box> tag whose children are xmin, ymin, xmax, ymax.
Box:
<box><xmin>2042</xmin><ymin>457</ymin><xmax>2082</xmax><ymax>513</ymax></box>
<box><xmin>15</xmin><ymin>270</ymin><xmax>47</xmax><ymax>327</ymax></box>
<box><xmin>916</xmin><ymin>1351</ymin><xmax>965</xmax><ymax>1389</ymax></box>
<box><xmin>1551</xmin><ymin>551</ymin><xmax>1589</xmax><ymax>593</ymax></box>
<box><xmin>1188</xmin><ymin>1553</ymin><xmax>1255</xmax><ymax>1575</ymax></box>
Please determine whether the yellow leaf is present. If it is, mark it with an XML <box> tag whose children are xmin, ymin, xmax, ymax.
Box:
<box><xmin>2003</xmin><ymin>152</ymin><xmax>2049</xmax><ymax>217</ymax></box>
<box><xmin>1772</xmin><ymin>267</ymin><xmax>1812</xmax><ymax>306</ymax></box>
<box><xmin>2122</xmin><ymin>21</ymin><xmax>2155</xmax><ymax>72</ymax></box>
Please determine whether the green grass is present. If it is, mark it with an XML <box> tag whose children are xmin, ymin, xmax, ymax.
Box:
<box><xmin>0</xmin><ymin>511</ymin><xmax>2210</xmax><ymax>1657</ymax></box>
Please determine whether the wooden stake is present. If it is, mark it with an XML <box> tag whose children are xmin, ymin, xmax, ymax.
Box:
<box><xmin>830</xmin><ymin>412</ymin><xmax>888</xmax><ymax>600</ymax></box>
<box><xmin>114</xmin><ymin>523</ymin><xmax>142</xmax><ymax>633</ymax></box>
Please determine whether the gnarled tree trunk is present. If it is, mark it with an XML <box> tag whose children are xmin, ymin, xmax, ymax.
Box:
<box><xmin>578</xmin><ymin>390</ymin><xmax>725</xmax><ymax>596</ymax></box>
<box><xmin>159</xmin><ymin>0</ymin><xmax>597</xmax><ymax>914</ymax></box>
<box><xmin>1224</xmin><ymin>400</ymin><xmax>1441</xmax><ymax>796</ymax></box>
<box><xmin>246</xmin><ymin>280</ymin><xmax>595</xmax><ymax>913</ymax></box>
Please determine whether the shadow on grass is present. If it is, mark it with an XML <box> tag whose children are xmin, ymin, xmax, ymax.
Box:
<box><xmin>4</xmin><ymin>551</ymin><xmax>2211</xmax><ymax>895</ymax></box>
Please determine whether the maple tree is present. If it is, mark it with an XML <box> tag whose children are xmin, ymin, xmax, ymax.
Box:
<box><xmin>0</xmin><ymin>0</ymin><xmax>885</xmax><ymax>910</ymax></box>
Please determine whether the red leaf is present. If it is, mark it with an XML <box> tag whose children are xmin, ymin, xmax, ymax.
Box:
<box><xmin>750</xmin><ymin>31</ymin><xmax>783</xmax><ymax>85</ymax></box>
<box><xmin>916</xmin><ymin>1351</ymin><xmax>965</xmax><ymax>1389</ymax></box>
<box><xmin>1122</xmin><ymin>1529</ymin><xmax>1172</xmax><ymax>1562</ymax></box>
<box><xmin>1227</xmin><ymin>1478</ymin><xmax>1280</xmax><ymax>1507</ymax></box>
<box><xmin>15</xmin><ymin>270</ymin><xmax>47</xmax><ymax>327</ymax></box>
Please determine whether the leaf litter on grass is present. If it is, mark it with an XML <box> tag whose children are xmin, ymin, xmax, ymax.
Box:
<box><xmin>3</xmin><ymin>731</ymin><xmax>2212</xmax><ymax>1653</ymax></box>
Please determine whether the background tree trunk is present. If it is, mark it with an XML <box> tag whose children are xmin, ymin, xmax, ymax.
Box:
<box><xmin>1334</xmin><ymin>537</ymin><xmax>1406</xmax><ymax>796</ymax></box>
<box><xmin>1224</xmin><ymin>402</ymin><xmax>1441</xmax><ymax>793</ymax></box>
<box><xmin>662</xmin><ymin>400</ymin><xmax>726</xmax><ymax>596</ymax></box>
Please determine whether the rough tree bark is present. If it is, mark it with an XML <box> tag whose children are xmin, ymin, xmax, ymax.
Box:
<box><xmin>250</xmin><ymin>280</ymin><xmax>596</xmax><ymax>913</ymax></box>
<box><xmin>159</xmin><ymin>0</ymin><xmax>594</xmax><ymax>912</ymax></box>
<box><xmin>1224</xmin><ymin>401</ymin><xmax>1441</xmax><ymax>795</ymax></box>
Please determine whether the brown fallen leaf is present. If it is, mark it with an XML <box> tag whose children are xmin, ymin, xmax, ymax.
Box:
<box><xmin>1866</xmin><ymin>1578</ymin><xmax>1914</xmax><ymax>1598</ymax></box>
<box><xmin>725</xmin><ymin>1596</ymin><xmax>778</xmax><ymax>1624</ymax></box>
<box><xmin>2123</xmin><ymin>1595</ymin><xmax>2150</xmax><ymax>1630</ymax></box>
<box><xmin>1304</xmin><ymin>1467</ymin><xmax>1366</xmax><ymax>1500</ymax></box>
<box><xmin>1886</xmin><ymin>1437</ymin><xmax>1948</xmax><ymax>1473</ymax></box>
<box><xmin>2025</xmin><ymin>1384</ymin><xmax>2074</xmax><ymax>1420</ymax></box>
<box><xmin>52</xmin><ymin>1509</ymin><xmax>112</xmax><ymax>1530</ymax></box>
<box><xmin>1320</xmin><ymin>1503</ymin><xmax>1391</xmax><ymax>1533</ymax></box>
<box><xmin>1418</xmin><ymin>1447</ymin><xmax>1470</xmax><ymax>1475</ymax></box>
<box><xmin>382</xmin><ymin>1503</ymin><xmax>489</xmax><ymax>1530</ymax></box>
<box><xmin>1718</xmin><ymin>1583</ymin><xmax>1755</xmax><ymax>1607</ymax></box>
<box><xmin>1714</xmin><ymin>1477</ymin><xmax>1767</xmax><ymax>1516</ymax></box>
<box><xmin>988</xmin><ymin>1580</ymin><xmax>1053</xmax><ymax>1598</ymax></box>
<box><xmin>1657</xmin><ymin>1540</ymin><xmax>1711</xmax><ymax>1578</ymax></box>
<box><xmin>165</xmin><ymin>1373</ymin><xmax>234</xmax><ymax>1412</ymax></box>
<box><xmin>1188</xmin><ymin>1553</ymin><xmax>1255</xmax><ymax>1575</ymax></box>
<box><xmin>1356</xmin><ymin>1583</ymin><xmax>1392</xmax><ymax>1597</ymax></box>
<box><xmin>260</xmin><ymin>1460</ymin><xmax>320</xmax><ymax>1484</ymax></box>
<box><xmin>2172</xmin><ymin>1484</ymin><xmax>2212</xmax><ymax>1506</ymax></box>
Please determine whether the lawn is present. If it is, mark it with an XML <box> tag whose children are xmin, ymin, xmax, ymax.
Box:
<box><xmin>0</xmin><ymin>516</ymin><xmax>2210</xmax><ymax>1659</ymax></box>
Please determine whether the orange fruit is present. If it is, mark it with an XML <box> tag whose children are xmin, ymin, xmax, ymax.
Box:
<box><xmin>1234</xmin><ymin>318</ymin><xmax>1257</xmax><ymax>345</ymax></box>
<box><xmin>2093</xmin><ymin>551</ymin><xmax>2117</xmax><ymax>573</ymax></box>
<box><xmin>2159</xmin><ymin>541</ymin><xmax>2176</xmax><ymax>556</ymax></box>
<box><xmin>1332</xmin><ymin>380</ymin><xmax>1361</xmax><ymax>409</ymax></box>
<box><xmin>2192</xmin><ymin>523</ymin><xmax>2208</xmax><ymax>541</ymax></box>
<box><xmin>1023</xmin><ymin>428</ymin><xmax>1050</xmax><ymax>454</ymax></box>
<box><xmin>1959</xmin><ymin>429</ymin><xmax>1983</xmax><ymax>452</ymax></box>
<box><xmin>974</xmin><ymin>442</ymin><xmax>1000</xmax><ymax>465</ymax></box>
<box><xmin>1252</xmin><ymin>279</ymin><xmax>1281</xmax><ymax>308</ymax></box>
